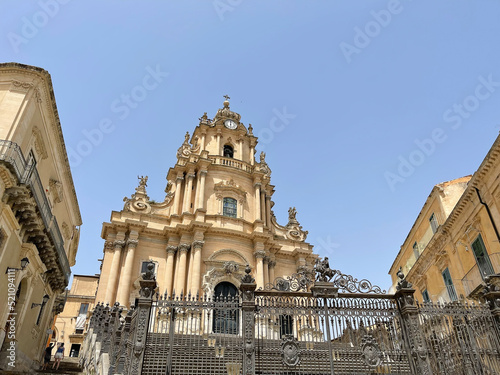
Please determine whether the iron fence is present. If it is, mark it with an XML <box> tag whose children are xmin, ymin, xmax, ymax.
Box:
<box><xmin>79</xmin><ymin>268</ymin><xmax>500</xmax><ymax>375</ymax></box>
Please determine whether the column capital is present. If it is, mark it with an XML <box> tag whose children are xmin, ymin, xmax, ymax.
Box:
<box><xmin>192</xmin><ymin>240</ymin><xmax>205</xmax><ymax>250</ymax></box>
<box><xmin>254</xmin><ymin>250</ymin><xmax>266</xmax><ymax>259</ymax></box>
<box><xmin>263</xmin><ymin>256</ymin><xmax>270</xmax><ymax>264</ymax></box>
<box><xmin>179</xmin><ymin>243</ymin><xmax>191</xmax><ymax>253</ymax></box>
<box><xmin>104</xmin><ymin>241</ymin><xmax>114</xmax><ymax>251</ymax></box>
<box><xmin>187</xmin><ymin>173</ymin><xmax>196</xmax><ymax>179</ymax></box>
<box><xmin>166</xmin><ymin>245</ymin><xmax>178</xmax><ymax>255</ymax></box>
<box><xmin>268</xmin><ymin>260</ymin><xmax>276</xmax><ymax>269</ymax></box>
<box><xmin>254</xmin><ymin>182</ymin><xmax>262</xmax><ymax>188</ymax></box>
<box><xmin>113</xmin><ymin>240</ymin><xmax>126</xmax><ymax>249</ymax></box>
<box><xmin>176</xmin><ymin>175</ymin><xmax>184</xmax><ymax>181</ymax></box>
<box><xmin>127</xmin><ymin>239</ymin><xmax>139</xmax><ymax>248</ymax></box>
<box><xmin>200</xmin><ymin>170</ymin><xmax>208</xmax><ymax>176</ymax></box>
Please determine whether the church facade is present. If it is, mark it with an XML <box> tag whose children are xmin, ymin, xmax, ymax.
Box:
<box><xmin>95</xmin><ymin>98</ymin><xmax>316</xmax><ymax>308</ymax></box>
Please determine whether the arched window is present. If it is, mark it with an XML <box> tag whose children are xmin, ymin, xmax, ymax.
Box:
<box><xmin>213</xmin><ymin>282</ymin><xmax>239</xmax><ymax>334</ymax></box>
<box><xmin>223</xmin><ymin>145</ymin><xmax>234</xmax><ymax>158</ymax></box>
<box><xmin>223</xmin><ymin>197</ymin><xmax>237</xmax><ymax>218</ymax></box>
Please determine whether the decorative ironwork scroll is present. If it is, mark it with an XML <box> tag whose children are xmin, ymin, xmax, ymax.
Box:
<box><xmin>331</xmin><ymin>271</ymin><xmax>386</xmax><ymax>294</ymax></box>
<box><xmin>258</xmin><ymin>271</ymin><xmax>313</xmax><ymax>292</ymax></box>
<box><xmin>314</xmin><ymin>257</ymin><xmax>386</xmax><ymax>294</ymax></box>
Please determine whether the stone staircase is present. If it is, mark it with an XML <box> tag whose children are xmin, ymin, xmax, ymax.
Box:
<box><xmin>36</xmin><ymin>357</ymin><xmax>83</xmax><ymax>375</ymax></box>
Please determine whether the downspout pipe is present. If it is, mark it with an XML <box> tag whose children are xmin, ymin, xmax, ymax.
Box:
<box><xmin>475</xmin><ymin>187</ymin><xmax>500</xmax><ymax>243</ymax></box>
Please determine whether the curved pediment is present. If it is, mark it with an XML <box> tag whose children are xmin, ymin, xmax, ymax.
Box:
<box><xmin>207</xmin><ymin>248</ymin><xmax>249</xmax><ymax>265</ymax></box>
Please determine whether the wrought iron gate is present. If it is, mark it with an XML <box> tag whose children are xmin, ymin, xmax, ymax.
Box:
<box><xmin>142</xmin><ymin>294</ymin><xmax>243</xmax><ymax>375</ymax></box>
<box><xmin>254</xmin><ymin>293</ymin><xmax>410</xmax><ymax>374</ymax></box>
<box><xmin>87</xmin><ymin>264</ymin><xmax>500</xmax><ymax>375</ymax></box>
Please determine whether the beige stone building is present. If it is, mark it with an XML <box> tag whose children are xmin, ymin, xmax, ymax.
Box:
<box><xmin>0</xmin><ymin>63</ymin><xmax>82</xmax><ymax>371</ymax></box>
<box><xmin>53</xmin><ymin>275</ymin><xmax>98</xmax><ymax>358</ymax></box>
<box><xmin>95</xmin><ymin>98</ymin><xmax>316</xmax><ymax>308</ymax></box>
<box><xmin>389</xmin><ymin>134</ymin><xmax>500</xmax><ymax>303</ymax></box>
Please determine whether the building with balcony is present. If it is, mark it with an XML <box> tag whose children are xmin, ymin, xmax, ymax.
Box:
<box><xmin>53</xmin><ymin>275</ymin><xmax>98</xmax><ymax>358</ymax></box>
<box><xmin>95</xmin><ymin>98</ymin><xmax>317</xmax><ymax>310</ymax></box>
<box><xmin>389</xmin><ymin>134</ymin><xmax>500</xmax><ymax>303</ymax></box>
<box><xmin>0</xmin><ymin>63</ymin><xmax>82</xmax><ymax>371</ymax></box>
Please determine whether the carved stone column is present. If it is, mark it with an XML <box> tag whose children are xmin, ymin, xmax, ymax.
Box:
<box><xmin>216</xmin><ymin>131</ymin><xmax>221</xmax><ymax>155</ymax></box>
<box><xmin>265</xmin><ymin>196</ymin><xmax>272</xmax><ymax>228</ymax></box>
<box><xmin>198</xmin><ymin>170</ymin><xmax>207</xmax><ymax>210</ymax></box>
<box><xmin>254</xmin><ymin>250</ymin><xmax>266</xmax><ymax>288</ymax></box>
<box><xmin>190</xmin><ymin>240</ymin><xmax>204</xmax><ymax>295</ymax></box>
<box><xmin>240</xmin><ymin>266</ymin><xmax>256</xmax><ymax>375</ymax></box>
<box><xmin>173</xmin><ymin>175</ymin><xmax>183</xmax><ymax>215</ymax></box>
<box><xmin>260</xmin><ymin>190</ymin><xmax>266</xmax><ymax>226</ymax></box>
<box><xmin>183</xmin><ymin>173</ymin><xmax>195</xmax><ymax>213</ymax></box>
<box><xmin>174</xmin><ymin>243</ymin><xmax>190</xmax><ymax>294</ymax></box>
<box><xmin>250</xmin><ymin>145</ymin><xmax>255</xmax><ymax>166</ymax></box>
<box><xmin>105</xmin><ymin>239</ymin><xmax>125</xmax><ymax>304</ymax></box>
<box><xmin>238</xmin><ymin>138</ymin><xmax>243</xmax><ymax>160</ymax></box>
<box><xmin>193</xmin><ymin>173</ymin><xmax>200</xmax><ymax>212</ymax></box>
<box><xmin>164</xmin><ymin>245</ymin><xmax>177</xmax><ymax>296</ymax></box>
<box><xmin>116</xmin><ymin>238</ymin><xmax>139</xmax><ymax>307</ymax></box>
<box><xmin>254</xmin><ymin>183</ymin><xmax>261</xmax><ymax>221</ymax></box>
<box><xmin>263</xmin><ymin>256</ymin><xmax>269</xmax><ymax>287</ymax></box>
<box><xmin>268</xmin><ymin>260</ymin><xmax>276</xmax><ymax>285</ymax></box>
<box><xmin>129</xmin><ymin>263</ymin><xmax>156</xmax><ymax>375</ymax></box>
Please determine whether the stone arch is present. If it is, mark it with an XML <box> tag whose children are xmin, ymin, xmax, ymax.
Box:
<box><xmin>201</xmin><ymin>268</ymin><xmax>242</xmax><ymax>298</ymax></box>
<box><xmin>207</xmin><ymin>249</ymin><xmax>249</xmax><ymax>264</ymax></box>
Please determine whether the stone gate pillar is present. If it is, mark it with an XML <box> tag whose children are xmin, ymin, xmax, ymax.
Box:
<box><xmin>394</xmin><ymin>270</ymin><xmax>432</xmax><ymax>375</ymax></box>
<box><xmin>481</xmin><ymin>275</ymin><xmax>500</xmax><ymax>334</ymax></box>
<box><xmin>240</xmin><ymin>265</ymin><xmax>256</xmax><ymax>375</ymax></box>
<box><xmin>128</xmin><ymin>262</ymin><xmax>156</xmax><ymax>375</ymax></box>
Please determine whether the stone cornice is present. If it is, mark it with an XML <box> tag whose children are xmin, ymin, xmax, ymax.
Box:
<box><xmin>0</xmin><ymin>63</ymin><xmax>82</xmax><ymax>226</ymax></box>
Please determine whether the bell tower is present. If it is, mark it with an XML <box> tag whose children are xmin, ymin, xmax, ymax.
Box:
<box><xmin>96</xmin><ymin>97</ymin><xmax>316</xmax><ymax>308</ymax></box>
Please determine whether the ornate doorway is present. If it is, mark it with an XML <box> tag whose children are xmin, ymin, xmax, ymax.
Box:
<box><xmin>212</xmin><ymin>282</ymin><xmax>238</xmax><ymax>334</ymax></box>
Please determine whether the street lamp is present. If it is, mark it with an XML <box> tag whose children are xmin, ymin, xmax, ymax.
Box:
<box><xmin>31</xmin><ymin>294</ymin><xmax>50</xmax><ymax>309</ymax></box>
<box><xmin>5</xmin><ymin>257</ymin><xmax>29</xmax><ymax>274</ymax></box>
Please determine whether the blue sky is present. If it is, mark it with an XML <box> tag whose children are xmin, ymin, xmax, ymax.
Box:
<box><xmin>2</xmin><ymin>0</ymin><xmax>500</xmax><ymax>290</ymax></box>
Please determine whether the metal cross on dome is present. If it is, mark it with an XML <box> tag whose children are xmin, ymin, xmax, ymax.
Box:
<box><xmin>223</xmin><ymin>94</ymin><xmax>230</xmax><ymax>100</ymax></box>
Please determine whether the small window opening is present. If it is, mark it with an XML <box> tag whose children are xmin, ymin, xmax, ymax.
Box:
<box><xmin>223</xmin><ymin>198</ymin><xmax>237</xmax><ymax>218</ymax></box>
<box><xmin>223</xmin><ymin>145</ymin><xmax>234</xmax><ymax>158</ymax></box>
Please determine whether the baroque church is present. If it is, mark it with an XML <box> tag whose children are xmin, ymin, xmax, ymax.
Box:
<box><xmin>95</xmin><ymin>98</ymin><xmax>317</xmax><ymax>307</ymax></box>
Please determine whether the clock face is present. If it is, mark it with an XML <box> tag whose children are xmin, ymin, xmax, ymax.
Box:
<box><xmin>224</xmin><ymin>120</ymin><xmax>237</xmax><ymax>129</ymax></box>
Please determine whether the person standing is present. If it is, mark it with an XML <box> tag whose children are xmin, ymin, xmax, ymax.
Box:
<box><xmin>52</xmin><ymin>343</ymin><xmax>64</xmax><ymax>370</ymax></box>
<box><xmin>41</xmin><ymin>342</ymin><xmax>55</xmax><ymax>370</ymax></box>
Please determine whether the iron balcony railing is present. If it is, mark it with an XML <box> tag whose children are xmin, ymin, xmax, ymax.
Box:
<box><xmin>462</xmin><ymin>252</ymin><xmax>500</xmax><ymax>296</ymax></box>
<box><xmin>0</xmin><ymin>140</ymin><xmax>70</xmax><ymax>284</ymax></box>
